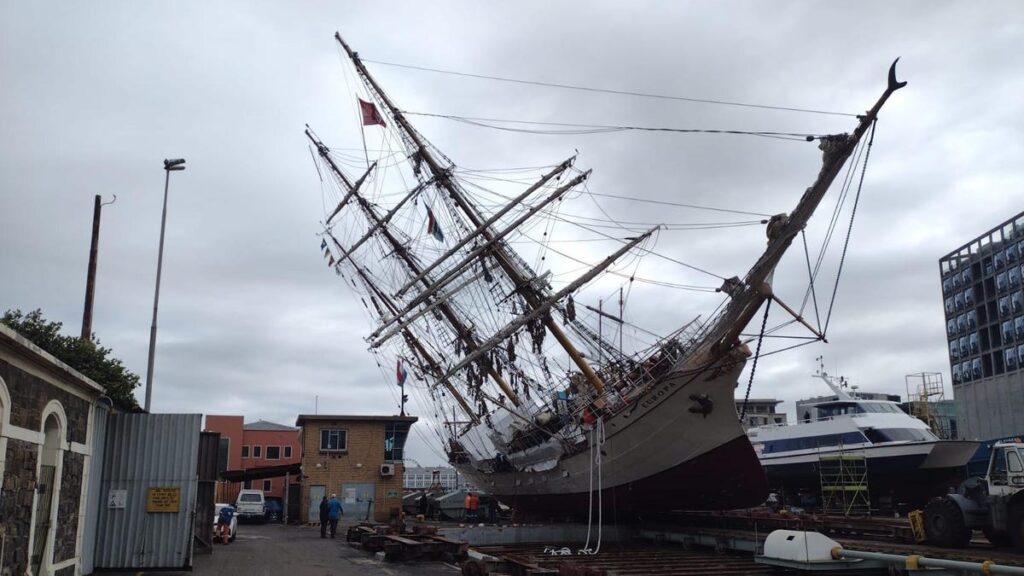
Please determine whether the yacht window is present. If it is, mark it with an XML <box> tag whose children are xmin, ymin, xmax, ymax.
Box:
<box><xmin>992</xmin><ymin>448</ymin><xmax>1008</xmax><ymax>484</ymax></box>
<box><xmin>1008</xmin><ymin>450</ymin><xmax>1024</xmax><ymax>474</ymax></box>
<box><xmin>867</xmin><ymin>428</ymin><xmax>936</xmax><ymax>442</ymax></box>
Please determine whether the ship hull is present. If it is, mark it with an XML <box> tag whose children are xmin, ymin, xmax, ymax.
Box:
<box><xmin>457</xmin><ymin>352</ymin><xmax>769</xmax><ymax>516</ymax></box>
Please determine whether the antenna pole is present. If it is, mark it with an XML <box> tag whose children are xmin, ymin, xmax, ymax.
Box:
<box><xmin>81</xmin><ymin>194</ymin><xmax>102</xmax><ymax>341</ymax></box>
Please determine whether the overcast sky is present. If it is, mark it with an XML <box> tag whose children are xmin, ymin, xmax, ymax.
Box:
<box><xmin>2</xmin><ymin>1</ymin><xmax>1022</xmax><ymax>464</ymax></box>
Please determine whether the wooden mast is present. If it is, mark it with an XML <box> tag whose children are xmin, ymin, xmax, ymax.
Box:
<box><xmin>307</xmin><ymin>128</ymin><xmax>521</xmax><ymax>406</ymax></box>
<box><xmin>709</xmin><ymin>60</ymin><xmax>906</xmax><ymax>356</ymax></box>
<box><xmin>339</xmin><ymin>246</ymin><xmax>480</xmax><ymax>423</ymax></box>
<box><xmin>335</xmin><ymin>32</ymin><xmax>608</xmax><ymax>395</ymax></box>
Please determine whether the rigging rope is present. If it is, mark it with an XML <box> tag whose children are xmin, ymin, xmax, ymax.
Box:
<box><xmin>362</xmin><ymin>58</ymin><xmax>858</xmax><ymax>117</ymax></box>
<box><xmin>739</xmin><ymin>298</ymin><xmax>772</xmax><ymax>421</ymax></box>
<box><xmin>403</xmin><ymin>111</ymin><xmax>822</xmax><ymax>141</ymax></box>
<box><xmin>823</xmin><ymin>119</ymin><xmax>877</xmax><ymax>335</ymax></box>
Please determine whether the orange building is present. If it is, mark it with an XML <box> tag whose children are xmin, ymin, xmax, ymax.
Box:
<box><xmin>204</xmin><ymin>415</ymin><xmax>301</xmax><ymax>502</ymax></box>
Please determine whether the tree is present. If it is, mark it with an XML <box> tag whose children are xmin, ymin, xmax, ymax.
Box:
<box><xmin>2</xmin><ymin>308</ymin><xmax>140</xmax><ymax>409</ymax></box>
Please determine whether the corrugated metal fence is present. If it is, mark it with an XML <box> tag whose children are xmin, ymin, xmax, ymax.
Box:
<box><xmin>93</xmin><ymin>413</ymin><xmax>200</xmax><ymax>570</ymax></box>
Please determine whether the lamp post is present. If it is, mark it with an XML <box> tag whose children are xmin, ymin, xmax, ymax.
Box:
<box><xmin>144</xmin><ymin>158</ymin><xmax>185</xmax><ymax>412</ymax></box>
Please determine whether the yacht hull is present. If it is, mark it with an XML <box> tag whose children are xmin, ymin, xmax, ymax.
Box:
<box><xmin>759</xmin><ymin>440</ymin><xmax>978</xmax><ymax>507</ymax></box>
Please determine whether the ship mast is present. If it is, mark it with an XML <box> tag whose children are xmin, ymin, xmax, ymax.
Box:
<box><xmin>708</xmin><ymin>60</ymin><xmax>906</xmax><ymax>357</ymax></box>
<box><xmin>336</xmin><ymin>242</ymin><xmax>481</xmax><ymax>423</ymax></box>
<box><xmin>306</xmin><ymin>128</ymin><xmax>522</xmax><ymax>407</ymax></box>
<box><xmin>335</xmin><ymin>32</ymin><xmax>609</xmax><ymax>396</ymax></box>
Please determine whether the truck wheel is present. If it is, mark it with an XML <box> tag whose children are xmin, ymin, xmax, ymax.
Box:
<box><xmin>1009</xmin><ymin>501</ymin><xmax>1024</xmax><ymax>552</ymax></box>
<box><xmin>923</xmin><ymin>497</ymin><xmax>971</xmax><ymax>548</ymax></box>
<box><xmin>982</xmin><ymin>527</ymin><xmax>1011</xmax><ymax>548</ymax></box>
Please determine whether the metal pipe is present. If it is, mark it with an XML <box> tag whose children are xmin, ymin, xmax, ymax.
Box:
<box><xmin>835</xmin><ymin>547</ymin><xmax>1024</xmax><ymax>575</ymax></box>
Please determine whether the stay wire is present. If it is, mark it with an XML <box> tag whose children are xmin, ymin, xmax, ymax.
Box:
<box><xmin>823</xmin><ymin>119</ymin><xmax>877</xmax><ymax>335</ymax></box>
<box><xmin>405</xmin><ymin>111</ymin><xmax>822</xmax><ymax>141</ymax></box>
<box><xmin>363</xmin><ymin>58</ymin><xmax>857</xmax><ymax>117</ymax></box>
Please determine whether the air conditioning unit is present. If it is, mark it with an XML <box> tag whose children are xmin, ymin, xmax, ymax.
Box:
<box><xmin>380</xmin><ymin>463</ymin><xmax>395</xmax><ymax>477</ymax></box>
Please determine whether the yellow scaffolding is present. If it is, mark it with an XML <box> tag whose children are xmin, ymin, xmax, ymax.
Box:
<box><xmin>818</xmin><ymin>453</ymin><xmax>870</xmax><ymax>516</ymax></box>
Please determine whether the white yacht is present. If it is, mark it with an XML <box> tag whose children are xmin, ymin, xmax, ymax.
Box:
<box><xmin>748</xmin><ymin>371</ymin><xmax>978</xmax><ymax>506</ymax></box>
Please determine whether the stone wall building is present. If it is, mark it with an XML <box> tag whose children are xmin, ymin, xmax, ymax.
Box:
<box><xmin>0</xmin><ymin>323</ymin><xmax>104</xmax><ymax>576</ymax></box>
<box><xmin>295</xmin><ymin>414</ymin><xmax>415</xmax><ymax>524</ymax></box>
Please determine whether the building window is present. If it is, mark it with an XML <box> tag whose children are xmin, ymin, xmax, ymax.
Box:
<box><xmin>956</xmin><ymin>315</ymin><xmax>966</xmax><ymax>334</ymax></box>
<box><xmin>952</xmin><ymin>364</ymin><xmax>962</xmax><ymax>384</ymax></box>
<box><xmin>1010</xmin><ymin>267</ymin><xmax>1021</xmax><ymax>288</ymax></box>
<box><xmin>943</xmin><ymin>277</ymin><xmax>953</xmax><ymax>294</ymax></box>
<box><xmin>1006</xmin><ymin>348</ymin><xmax>1019</xmax><ymax>371</ymax></box>
<box><xmin>218</xmin><ymin>438</ymin><xmax>230</xmax><ymax>474</ymax></box>
<box><xmin>284</xmin><ymin>446</ymin><xmax>292</xmax><ymax>459</ymax></box>
<box><xmin>998</xmin><ymin>273</ymin><xmax>1008</xmax><ymax>293</ymax></box>
<box><xmin>963</xmin><ymin>267</ymin><xmax>973</xmax><ymax>284</ymax></box>
<box><xmin>1004</xmin><ymin>321</ymin><xmax>1015</xmax><ymax>344</ymax></box>
<box><xmin>995</xmin><ymin>250</ymin><xmax>1006</xmax><ymax>269</ymax></box>
<box><xmin>964</xmin><ymin>287</ymin><xmax>974</xmax><ymax>306</ymax></box>
<box><xmin>263</xmin><ymin>479</ymin><xmax>272</xmax><ymax>492</ymax></box>
<box><xmin>968</xmin><ymin>310</ymin><xmax>978</xmax><ymax>329</ymax></box>
<box><xmin>954</xmin><ymin>292</ymin><xmax>965</xmax><ymax>312</ymax></box>
<box><xmin>384</xmin><ymin>422</ymin><xmax>411</xmax><ymax>461</ymax></box>
<box><xmin>945</xmin><ymin>297</ymin><xmax>955</xmax><ymax>316</ymax></box>
<box><xmin>253</xmin><ymin>445</ymin><xmax>262</xmax><ymax>458</ymax></box>
<box><xmin>242</xmin><ymin>445</ymin><xmax>250</xmax><ymax>458</ymax></box>
<box><xmin>972</xmin><ymin>358</ymin><xmax>983</xmax><ymax>378</ymax></box>
<box><xmin>1000</xmin><ymin>296</ymin><xmax>1011</xmax><ymax>316</ymax></box>
<box><xmin>320</xmin><ymin>429</ymin><xmax>347</xmax><ymax>452</ymax></box>
<box><xmin>243</xmin><ymin>480</ymin><xmax>252</xmax><ymax>490</ymax></box>
<box><xmin>266</xmin><ymin>446</ymin><xmax>281</xmax><ymax>460</ymax></box>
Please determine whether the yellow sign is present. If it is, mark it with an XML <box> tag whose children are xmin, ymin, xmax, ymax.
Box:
<box><xmin>146</xmin><ymin>487</ymin><xmax>181</xmax><ymax>513</ymax></box>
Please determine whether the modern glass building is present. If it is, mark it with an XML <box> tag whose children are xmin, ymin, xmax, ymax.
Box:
<box><xmin>939</xmin><ymin>210</ymin><xmax>1024</xmax><ymax>440</ymax></box>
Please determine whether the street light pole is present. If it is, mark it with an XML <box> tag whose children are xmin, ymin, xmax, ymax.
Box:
<box><xmin>144</xmin><ymin>158</ymin><xmax>185</xmax><ymax>412</ymax></box>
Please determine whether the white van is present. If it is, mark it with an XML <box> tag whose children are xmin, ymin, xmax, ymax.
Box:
<box><xmin>235</xmin><ymin>489</ymin><xmax>266</xmax><ymax>522</ymax></box>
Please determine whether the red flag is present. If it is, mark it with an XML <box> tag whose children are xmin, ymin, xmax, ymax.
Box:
<box><xmin>359</xmin><ymin>99</ymin><xmax>386</xmax><ymax>127</ymax></box>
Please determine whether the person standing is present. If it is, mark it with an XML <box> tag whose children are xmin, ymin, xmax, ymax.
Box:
<box><xmin>327</xmin><ymin>493</ymin><xmax>344</xmax><ymax>538</ymax></box>
<box><xmin>319</xmin><ymin>495</ymin><xmax>330</xmax><ymax>538</ymax></box>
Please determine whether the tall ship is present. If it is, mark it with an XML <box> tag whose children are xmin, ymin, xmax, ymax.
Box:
<box><xmin>748</xmin><ymin>370</ymin><xmax>979</xmax><ymax>507</ymax></box>
<box><xmin>309</xmin><ymin>32</ymin><xmax>907</xmax><ymax>516</ymax></box>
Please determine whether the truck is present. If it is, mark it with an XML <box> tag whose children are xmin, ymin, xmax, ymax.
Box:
<box><xmin>234</xmin><ymin>489</ymin><xmax>267</xmax><ymax>522</ymax></box>
<box><xmin>922</xmin><ymin>440</ymin><xmax>1024</xmax><ymax>549</ymax></box>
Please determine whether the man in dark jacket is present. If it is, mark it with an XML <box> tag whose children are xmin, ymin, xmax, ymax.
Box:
<box><xmin>319</xmin><ymin>495</ymin><xmax>330</xmax><ymax>538</ymax></box>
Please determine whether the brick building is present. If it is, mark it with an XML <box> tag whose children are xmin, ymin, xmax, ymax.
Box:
<box><xmin>203</xmin><ymin>415</ymin><xmax>300</xmax><ymax>501</ymax></box>
<box><xmin>295</xmin><ymin>414</ymin><xmax>415</xmax><ymax>523</ymax></box>
<box><xmin>0</xmin><ymin>323</ymin><xmax>105</xmax><ymax>576</ymax></box>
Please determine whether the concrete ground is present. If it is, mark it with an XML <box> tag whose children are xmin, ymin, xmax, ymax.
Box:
<box><xmin>186</xmin><ymin>522</ymin><xmax>461</xmax><ymax>576</ymax></box>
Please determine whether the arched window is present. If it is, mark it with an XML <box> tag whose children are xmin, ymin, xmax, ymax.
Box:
<box><xmin>31</xmin><ymin>401</ymin><xmax>66</xmax><ymax>576</ymax></box>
